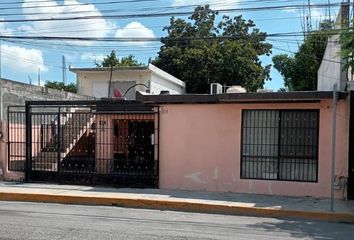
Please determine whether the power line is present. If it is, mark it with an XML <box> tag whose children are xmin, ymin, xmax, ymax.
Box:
<box><xmin>0</xmin><ymin>0</ymin><xmax>309</xmax><ymax>11</ymax></box>
<box><xmin>0</xmin><ymin>0</ymin><xmax>314</xmax><ymax>17</ymax></box>
<box><xmin>272</xmin><ymin>46</ymin><xmax>346</xmax><ymax>64</ymax></box>
<box><xmin>8</xmin><ymin>15</ymin><xmax>330</xmax><ymax>36</ymax></box>
<box><xmin>0</xmin><ymin>2</ymin><xmax>343</xmax><ymax>23</ymax></box>
<box><xmin>0</xmin><ymin>29</ymin><xmax>342</xmax><ymax>42</ymax></box>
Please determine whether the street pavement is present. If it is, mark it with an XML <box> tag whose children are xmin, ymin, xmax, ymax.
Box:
<box><xmin>0</xmin><ymin>201</ymin><xmax>353</xmax><ymax>240</ymax></box>
<box><xmin>0</xmin><ymin>182</ymin><xmax>353</xmax><ymax>223</ymax></box>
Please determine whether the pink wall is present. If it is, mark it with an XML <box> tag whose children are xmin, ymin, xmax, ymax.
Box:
<box><xmin>158</xmin><ymin>99</ymin><xmax>349</xmax><ymax>199</ymax></box>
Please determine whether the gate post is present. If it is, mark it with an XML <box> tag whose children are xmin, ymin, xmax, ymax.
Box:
<box><xmin>57</xmin><ymin>107</ymin><xmax>61</xmax><ymax>181</ymax></box>
<box><xmin>25</xmin><ymin>102</ymin><xmax>32</xmax><ymax>182</ymax></box>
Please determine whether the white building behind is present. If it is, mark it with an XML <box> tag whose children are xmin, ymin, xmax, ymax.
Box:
<box><xmin>317</xmin><ymin>3</ymin><xmax>352</xmax><ymax>91</ymax></box>
<box><xmin>70</xmin><ymin>63</ymin><xmax>186</xmax><ymax>100</ymax></box>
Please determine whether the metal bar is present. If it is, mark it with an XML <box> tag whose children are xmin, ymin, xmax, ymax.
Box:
<box><xmin>25</xmin><ymin>100</ymin><xmax>156</xmax><ymax>106</ymax></box>
<box><xmin>330</xmin><ymin>83</ymin><xmax>338</xmax><ymax>212</ymax></box>
<box><xmin>277</xmin><ymin>110</ymin><xmax>281</xmax><ymax>180</ymax></box>
<box><xmin>57</xmin><ymin>107</ymin><xmax>61</xmax><ymax>180</ymax></box>
<box><xmin>7</xmin><ymin>106</ymin><xmax>10</xmax><ymax>171</ymax></box>
<box><xmin>25</xmin><ymin>103</ymin><xmax>31</xmax><ymax>182</ymax></box>
<box><xmin>93</xmin><ymin>111</ymin><xmax>155</xmax><ymax>115</ymax></box>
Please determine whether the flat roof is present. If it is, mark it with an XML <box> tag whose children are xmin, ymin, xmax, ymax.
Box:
<box><xmin>69</xmin><ymin>66</ymin><xmax>149</xmax><ymax>73</ymax></box>
<box><xmin>136</xmin><ymin>91</ymin><xmax>348</xmax><ymax>104</ymax></box>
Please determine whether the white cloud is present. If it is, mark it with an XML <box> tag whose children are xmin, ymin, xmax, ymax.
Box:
<box><xmin>17</xmin><ymin>24</ymin><xmax>34</xmax><ymax>33</ymax></box>
<box><xmin>282</xmin><ymin>6</ymin><xmax>330</xmax><ymax>30</ymax></box>
<box><xmin>282</xmin><ymin>8</ymin><xmax>298</xmax><ymax>13</ymax></box>
<box><xmin>21</xmin><ymin>0</ymin><xmax>113</xmax><ymax>45</ymax></box>
<box><xmin>80</xmin><ymin>53</ymin><xmax>105</xmax><ymax>62</ymax></box>
<box><xmin>115</xmin><ymin>21</ymin><xmax>155</xmax><ymax>45</ymax></box>
<box><xmin>1</xmin><ymin>44</ymin><xmax>47</xmax><ymax>73</ymax></box>
<box><xmin>311</xmin><ymin>9</ymin><xmax>324</xmax><ymax>19</ymax></box>
<box><xmin>172</xmin><ymin>0</ymin><xmax>239</xmax><ymax>10</ymax></box>
<box><xmin>282</xmin><ymin>5</ymin><xmax>325</xmax><ymax>19</ymax></box>
<box><xmin>0</xmin><ymin>18</ymin><xmax>14</xmax><ymax>35</ymax></box>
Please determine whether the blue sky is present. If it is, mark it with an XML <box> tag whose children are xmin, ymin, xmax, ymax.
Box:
<box><xmin>0</xmin><ymin>0</ymin><xmax>339</xmax><ymax>91</ymax></box>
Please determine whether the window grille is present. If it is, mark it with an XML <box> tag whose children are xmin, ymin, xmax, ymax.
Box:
<box><xmin>241</xmin><ymin>110</ymin><xmax>319</xmax><ymax>182</ymax></box>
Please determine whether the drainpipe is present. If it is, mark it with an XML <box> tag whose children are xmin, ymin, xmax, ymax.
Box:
<box><xmin>330</xmin><ymin>83</ymin><xmax>338</xmax><ymax>212</ymax></box>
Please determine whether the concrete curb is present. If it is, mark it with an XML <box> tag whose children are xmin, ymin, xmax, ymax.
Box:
<box><xmin>0</xmin><ymin>192</ymin><xmax>353</xmax><ymax>223</ymax></box>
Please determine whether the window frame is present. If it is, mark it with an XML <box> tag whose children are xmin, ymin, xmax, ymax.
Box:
<box><xmin>240</xmin><ymin>109</ymin><xmax>320</xmax><ymax>183</ymax></box>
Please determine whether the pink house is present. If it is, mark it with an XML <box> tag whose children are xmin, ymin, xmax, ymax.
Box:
<box><xmin>137</xmin><ymin>91</ymin><xmax>352</xmax><ymax>200</ymax></box>
<box><xmin>2</xmin><ymin>91</ymin><xmax>354</xmax><ymax>200</ymax></box>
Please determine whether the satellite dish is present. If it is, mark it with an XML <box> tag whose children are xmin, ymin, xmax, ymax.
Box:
<box><xmin>113</xmin><ymin>89</ymin><xmax>123</xmax><ymax>98</ymax></box>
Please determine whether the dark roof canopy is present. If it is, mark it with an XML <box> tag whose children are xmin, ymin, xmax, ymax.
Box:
<box><xmin>136</xmin><ymin>91</ymin><xmax>347</xmax><ymax>104</ymax></box>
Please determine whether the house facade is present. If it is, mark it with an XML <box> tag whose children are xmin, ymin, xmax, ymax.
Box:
<box><xmin>136</xmin><ymin>92</ymin><xmax>350</xmax><ymax>199</ymax></box>
<box><xmin>2</xmin><ymin>91</ymin><xmax>353</xmax><ymax>200</ymax></box>
<box><xmin>70</xmin><ymin>63</ymin><xmax>186</xmax><ymax>100</ymax></box>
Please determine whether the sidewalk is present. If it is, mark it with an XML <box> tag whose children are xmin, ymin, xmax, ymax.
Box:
<box><xmin>0</xmin><ymin>182</ymin><xmax>353</xmax><ymax>223</ymax></box>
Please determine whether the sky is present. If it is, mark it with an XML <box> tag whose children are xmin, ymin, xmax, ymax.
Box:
<box><xmin>0</xmin><ymin>0</ymin><xmax>341</xmax><ymax>91</ymax></box>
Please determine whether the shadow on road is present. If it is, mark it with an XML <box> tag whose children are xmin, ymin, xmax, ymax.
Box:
<box><xmin>246</xmin><ymin>219</ymin><xmax>354</xmax><ymax>240</ymax></box>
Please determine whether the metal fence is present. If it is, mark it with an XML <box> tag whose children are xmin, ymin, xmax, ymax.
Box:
<box><xmin>23</xmin><ymin>100</ymin><xmax>159</xmax><ymax>187</ymax></box>
<box><xmin>8</xmin><ymin>106</ymin><xmax>26</xmax><ymax>171</ymax></box>
<box><xmin>241</xmin><ymin>110</ymin><xmax>319</xmax><ymax>182</ymax></box>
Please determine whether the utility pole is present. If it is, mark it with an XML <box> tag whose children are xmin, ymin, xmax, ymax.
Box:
<box><xmin>306</xmin><ymin>0</ymin><xmax>312</xmax><ymax>33</ymax></box>
<box><xmin>38</xmin><ymin>68</ymin><xmax>40</xmax><ymax>86</ymax></box>
<box><xmin>107</xmin><ymin>65</ymin><xmax>113</xmax><ymax>98</ymax></box>
<box><xmin>28</xmin><ymin>75</ymin><xmax>32</xmax><ymax>85</ymax></box>
<box><xmin>0</xmin><ymin>39</ymin><xmax>2</xmax><ymax>79</ymax></box>
<box><xmin>0</xmin><ymin>39</ymin><xmax>2</xmax><ymax>121</ymax></box>
<box><xmin>62</xmin><ymin>55</ymin><xmax>67</xmax><ymax>85</ymax></box>
<box><xmin>330</xmin><ymin>83</ymin><xmax>338</xmax><ymax>212</ymax></box>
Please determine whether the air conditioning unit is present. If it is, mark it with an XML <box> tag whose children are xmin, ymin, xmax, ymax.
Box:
<box><xmin>210</xmin><ymin>83</ymin><xmax>223</xmax><ymax>95</ymax></box>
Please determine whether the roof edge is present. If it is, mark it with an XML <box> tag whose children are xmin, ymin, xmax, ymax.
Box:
<box><xmin>136</xmin><ymin>91</ymin><xmax>348</xmax><ymax>104</ymax></box>
<box><xmin>69</xmin><ymin>65</ymin><xmax>149</xmax><ymax>73</ymax></box>
<box><xmin>148</xmin><ymin>63</ymin><xmax>186</xmax><ymax>88</ymax></box>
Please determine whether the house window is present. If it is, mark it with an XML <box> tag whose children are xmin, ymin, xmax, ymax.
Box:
<box><xmin>241</xmin><ymin>110</ymin><xmax>319</xmax><ymax>182</ymax></box>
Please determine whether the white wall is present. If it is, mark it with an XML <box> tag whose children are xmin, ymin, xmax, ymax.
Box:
<box><xmin>74</xmin><ymin>65</ymin><xmax>185</xmax><ymax>99</ymax></box>
<box><xmin>149</xmin><ymin>64</ymin><xmax>186</xmax><ymax>95</ymax></box>
<box><xmin>77</xmin><ymin>70</ymin><xmax>150</xmax><ymax>99</ymax></box>
<box><xmin>317</xmin><ymin>4</ymin><xmax>349</xmax><ymax>91</ymax></box>
<box><xmin>150</xmin><ymin>72</ymin><xmax>184</xmax><ymax>95</ymax></box>
<box><xmin>317</xmin><ymin>34</ymin><xmax>347</xmax><ymax>91</ymax></box>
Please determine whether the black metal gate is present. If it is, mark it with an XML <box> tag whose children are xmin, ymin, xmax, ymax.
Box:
<box><xmin>25</xmin><ymin>100</ymin><xmax>159</xmax><ymax>188</ymax></box>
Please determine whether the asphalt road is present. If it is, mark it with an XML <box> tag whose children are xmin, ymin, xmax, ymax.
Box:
<box><xmin>0</xmin><ymin>201</ymin><xmax>353</xmax><ymax>240</ymax></box>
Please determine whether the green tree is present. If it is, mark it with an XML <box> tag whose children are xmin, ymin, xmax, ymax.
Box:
<box><xmin>95</xmin><ymin>50</ymin><xmax>142</xmax><ymax>67</ymax></box>
<box><xmin>272</xmin><ymin>21</ymin><xmax>332</xmax><ymax>91</ymax></box>
<box><xmin>153</xmin><ymin>5</ymin><xmax>272</xmax><ymax>93</ymax></box>
<box><xmin>340</xmin><ymin>18</ymin><xmax>354</xmax><ymax>74</ymax></box>
<box><xmin>44</xmin><ymin>81</ymin><xmax>77</xmax><ymax>93</ymax></box>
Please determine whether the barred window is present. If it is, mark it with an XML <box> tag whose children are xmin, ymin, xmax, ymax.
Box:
<box><xmin>241</xmin><ymin>110</ymin><xmax>319</xmax><ymax>182</ymax></box>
